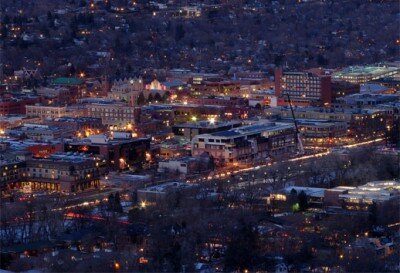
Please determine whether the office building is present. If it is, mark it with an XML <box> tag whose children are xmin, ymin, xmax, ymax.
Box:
<box><xmin>275</xmin><ymin>68</ymin><xmax>332</xmax><ymax>106</ymax></box>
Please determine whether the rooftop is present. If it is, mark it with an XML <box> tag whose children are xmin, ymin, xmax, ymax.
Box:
<box><xmin>174</xmin><ymin>120</ymin><xmax>241</xmax><ymax>129</ymax></box>
<box><xmin>338</xmin><ymin>180</ymin><xmax>400</xmax><ymax>202</ymax></box>
<box><xmin>333</xmin><ymin>66</ymin><xmax>399</xmax><ymax>78</ymax></box>
<box><xmin>52</xmin><ymin>77</ymin><xmax>84</xmax><ymax>86</ymax></box>
<box><xmin>283</xmin><ymin>186</ymin><xmax>326</xmax><ymax>198</ymax></box>
<box><xmin>138</xmin><ymin>181</ymin><xmax>196</xmax><ymax>193</ymax></box>
<box><xmin>35</xmin><ymin>152</ymin><xmax>97</xmax><ymax>163</ymax></box>
<box><xmin>211</xmin><ymin>130</ymin><xmax>242</xmax><ymax>137</ymax></box>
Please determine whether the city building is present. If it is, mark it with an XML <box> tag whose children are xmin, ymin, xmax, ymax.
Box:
<box><xmin>0</xmin><ymin>115</ymin><xmax>40</xmax><ymax>131</ymax></box>
<box><xmin>192</xmin><ymin>80</ymin><xmax>241</xmax><ymax>97</ymax></box>
<box><xmin>1</xmin><ymin>153</ymin><xmax>101</xmax><ymax>193</ymax></box>
<box><xmin>283</xmin><ymin>186</ymin><xmax>326</xmax><ymax>207</ymax></box>
<box><xmin>85</xmin><ymin>101</ymin><xmax>137</xmax><ymax>127</ymax></box>
<box><xmin>166</xmin><ymin>69</ymin><xmax>219</xmax><ymax>84</ymax></box>
<box><xmin>137</xmin><ymin>181</ymin><xmax>197</xmax><ymax>204</ymax></box>
<box><xmin>145</xmin><ymin>79</ymin><xmax>183</xmax><ymax>92</ymax></box>
<box><xmin>189</xmin><ymin>96</ymin><xmax>248</xmax><ymax>108</ymax></box>
<box><xmin>0</xmin><ymin>159</ymin><xmax>26</xmax><ymax>194</ymax></box>
<box><xmin>6</xmin><ymin>123</ymin><xmax>75</xmax><ymax>141</ymax></box>
<box><xmin>24</xmin><ymin>153</ymin><xmax>101</xmax><ymax>192</ymax></box>
<box><xmin>274</xmin><ymin>68</ymin><xmax>332</xmax><ymax>106</ymax></box>
<box><xmin>135</xmin><ymin>105</ymin><xmax>169</xmax><ymax>127</ymax></box>
<box><xmin>334</xmin><ymin>93</ymin><xmax>399</xmax><ymax>108</ymax></box>
<box><xmin>157</xmin><ymin>140</ymin><xmax>191</xmax><ymax>159</ymax></box>
<box><xmin>157</xmin><ymin>155</ymin><xmax>212</xmax><ymax>175</ymax></box>
<box><xmin>45</xmin><ymin>116</ymin><xmax>105</xmax><ymax>137</ymax></box>
<box><xmin>172</xmin><ymin>6</ymin><xmax>202</xmax><ymax>18</ymax></box>
<box><xmin>26</xmin><ymin>104</ymin><xmax>66</xmax><ymax>119</ymax></box>
<box><xmin>172</xmin><ymin>120</ymin><xmax>242</xmax><ymax>140</ymax></box>
<box><xmin>0</xmin><ymin>94</ymin><xmax>40</xmax><ymax>115</ymax></box>
<box><xmin>331</xmin><ymin>81</ymin><xmax>359</xmax><ymax>101</ymax></box>
<box><xmin>370</xmin><ymin>77</ymin><xmax>400</xmax><ymax>90</ymax></box>
<box><xmin>248</xmin><ymin>89</ymin><xmax>278</xmax><ymax>107</ymax></box>
<box><xmin>108</xmin><ymin>77</ymin><xmax>144</xmax><ymax>106</ymax></box>
<box><xmin>169</xmin><ymin>103</ymin><xmax>247</xmax><ymax>124</ymax></box>
<box><xmin>360</xmin><ymin>83</ymin><xmax>391</xmax><ymax>94</ymax></box>
<box><xmin>191</xmin><ymin>122</ymin><xmax>295</xmax><ymax>165</ymax></box>
<box><xmin>51</xmin><ymin>77</ymin><xmax>86</xmax><ymax>98</ymax></box>
<box><xmin>63</xmin><ymin>133</ymin><xmax>150</xmax><ymax>170</ymax></box>
<box><xmin>332</xmin><ymin>65</ymin><xmax>399</xmax><ymax>84</ymax></box>
<box><xmin>325</xmin><ymin>180</ymin><xmax>400</xmax><ymax>211</ymax></box>
<box><xmin>296</xmin><ymin>120</ymin><xmax>348</xmax><ymax>146</ymax></box>
<box><xmin>265</xmin><ymin>107</ymin><xmax>388</xmax><ymax>141</ymax></box>
<box><xmin>36</xmin><ymin>86</ymin><xmax>79</xmax><ymax>104</ymax></box>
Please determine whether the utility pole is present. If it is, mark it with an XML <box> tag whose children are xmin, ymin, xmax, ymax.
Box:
<box><xmin>397</xmin><ymin>151</ymin><xmax>400</xmax><ymax>181</ymax></box>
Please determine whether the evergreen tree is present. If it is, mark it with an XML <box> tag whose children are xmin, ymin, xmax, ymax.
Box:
<box><xmin>224</xmin><ymin>224</ymin><xmax>259</xmax><ymax>271</ymax></box>
<box><xmin>107</xmin><ymin>193</ymin><xmax>115</xmax><ymax>211</ymax></box>
<box><xmin>298</xmin><ymin>190</ymin><xmax>308</xmax><ymax>211</ymax></box>
<box><xmin>147</xmin><ymin>93</ymin><xmax>154</xmax><ymax>103</ymax></box>
<box><xmin>137</xmin><ymin>92</ymin><xmax>145</xmax><ymax>105</ymax></box>
<box><xmin>154</xmin><ymin>92</ymin><xmax>162</xmax><ymax>102</ymax></box>
<box><xmin>162</xmin><ymin>91</ymin><xmax>171</xmax><ymax>102</ymax></box>
<box><xmin>175</xmin><ymin>24</ymin><xmax>185</xmax><ymax>41</ymax></box>
<box><xmin>114</xmin><ymin>192</ymin><xmax>123</xmax><ymax>213</ymax></box>
<box><xmin>47</xmin><ymin>11</ymin><xmax>53</xmax><ymax>21</ymax></box>
<box><xmin>368</xmin><ymin>202</ymin><xmax>378</xmax><ymax>227</ymax></box>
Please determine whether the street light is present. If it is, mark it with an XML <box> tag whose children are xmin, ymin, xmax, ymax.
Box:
<box><xmin>114</xmin><ymin>261</ymin><xmax>120</xmax><ymax>271</ymax></box>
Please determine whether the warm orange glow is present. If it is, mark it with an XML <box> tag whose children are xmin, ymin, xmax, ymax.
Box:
<box><xmin>114</xmin><ymin>262</ymin><xmax>120</xmax><ymax>271</ymax></box>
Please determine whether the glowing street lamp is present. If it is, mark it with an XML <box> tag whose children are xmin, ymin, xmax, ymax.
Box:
<box><xmin>114</xmin><ymin>261</ymin><xmax>120</xmax><ymax>271</ymax></box>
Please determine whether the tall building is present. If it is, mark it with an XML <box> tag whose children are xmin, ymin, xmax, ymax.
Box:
<box><xmin>274</xmin><ymin>68</ymin><xmax>332</xmax><ymax>106</ymax></box>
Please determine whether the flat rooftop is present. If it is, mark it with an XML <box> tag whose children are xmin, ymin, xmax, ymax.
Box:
<box><xmin>54</xmin><ymin>116</ymin><xmax>102</xmax><ymax>122</ymax></box>
<box><xmin>138</xmin><ymin>181</ymin><xmax>196</xmax><ymax>193</ymax></box>
<box><xmin>174</xmin><ymin>120</ymin><xmax>241</xmax><ymax>129</ymax></box>
<box><xmin>338</xmin><ymin>180</ymin><xmax>400</xmax><ymax>202</ymax></box>
<box><xmin>207</xmin><ymin>122</ymin><xmax>294</xmax><ymax>138</ymax></box>
<box><xmin>235</xmin><ymin>122</ymin><xmax>293</xmax><ymax>134</ymax></box>
<box><xmin>333</xmin><ymin>66</ymin><xmax>399</xmax><ymax>77</ymax></box>
<box><xmin>283</xmin><ymin>186</ymin><xmax>326</xmax><ymax>198</ymax></box>
<box><xmin>268</xmin><ymin>106</ymin><xmax>384</xmax><ymax>115</ymax></box>
<box><xmin>34</xmin><ymin>152</ymin><xmax>97</xmax><ymax>163</ymax></box>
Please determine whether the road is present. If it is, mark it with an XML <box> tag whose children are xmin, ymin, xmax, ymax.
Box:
<box><xmin>186</xmin><ymin>137</ymin><xmax>385</xmax><ymax>183</ymax></box>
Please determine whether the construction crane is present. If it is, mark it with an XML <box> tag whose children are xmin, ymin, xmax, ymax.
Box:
<box><xmin>285</xmin><ymin>93</ymin><xmax>305</xmax><ymax>155</ymax></box>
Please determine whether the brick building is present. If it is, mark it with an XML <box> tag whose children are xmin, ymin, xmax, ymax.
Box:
<box><xmin>274</xmin><ymin>68</ymin><xmax>332</xmax><ymax>106</ymax></box>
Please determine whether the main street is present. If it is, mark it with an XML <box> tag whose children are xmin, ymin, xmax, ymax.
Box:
<box><xmin>187</xmin><ymin>137</ymin><xmax>385</xmax><ymax>184</ymax></box>
<box><xmin>0</xmin><ymin>137</ymin><xmax>386</xmax><ymax>227</ymax></box>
